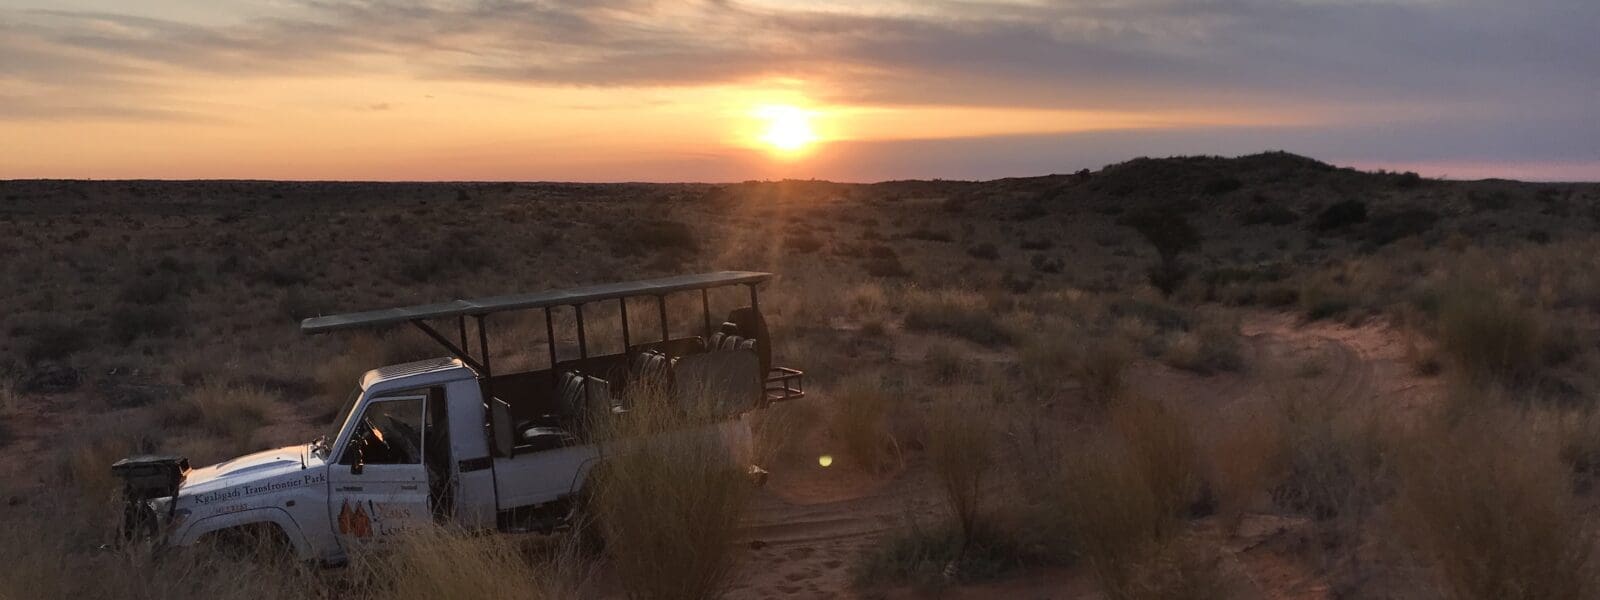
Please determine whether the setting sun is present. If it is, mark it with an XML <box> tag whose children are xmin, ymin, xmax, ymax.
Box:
<box><xmin>756</xmin><ymin>105</ymin><xmax>818</xmax><ymax>155</ymax></box>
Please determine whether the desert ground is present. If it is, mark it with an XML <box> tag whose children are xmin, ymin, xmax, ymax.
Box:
<box><xmin>4</xmin><ymin>152</ymin><xmax>1600</xmax><ymax>599</ymax></box>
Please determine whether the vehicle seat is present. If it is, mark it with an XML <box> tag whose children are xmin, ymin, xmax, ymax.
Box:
<box><xmin>631</xmin><ymin>350</ymin><xmax>673</xmax><ymax>384</ymax></box>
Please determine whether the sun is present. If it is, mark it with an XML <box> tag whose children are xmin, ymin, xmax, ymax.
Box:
<box><xmin>755</xmin><ymin>105</ymin><xmax>818</xmax><ymax>154</ymax></box>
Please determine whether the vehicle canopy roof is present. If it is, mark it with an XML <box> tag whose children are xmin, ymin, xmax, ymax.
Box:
<box><xmin>300</xmin><ymin>271</ymin><xmax>771</xmax><ymax>334</ymax></box>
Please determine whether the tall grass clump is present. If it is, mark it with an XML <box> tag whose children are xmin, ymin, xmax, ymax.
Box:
<box><xmin>827</xmin><ymin>374</ymin><xmax>906</xmax><ymax>472</ymax></box>
<box><xmin>587</xmin><ymin>381</ymin><xmax>754</xmax><ymax>600</ymax></box>
<box><xmin>903</xmin><ymin>288</ymin><xmax>1011</xmax><ymax>346</ymax></box>
<box><xmin>354</xmin><ymin>524</ymin><xmax>589</xmax><ymax>600</ymax></box>
<box><xmin>1109</xmin><ymin>393</ymin><xmax>1206</xmax><ymax>519</ymax></box>
<box><xmin>1058</xmin><ymin>394</ymin><xmax>1221</xmax><ymax>598</ymax></box>
<box><xmin>158</xmin><ymin>381</ymin><xmax>275</xmax><ymax>443</ymax></box>
<box><xmin>926</xmin><ymin>397</ymin><xmax>995</xmax><ymax>544</ymax></box>
<box><xmin>1435</xmin><ymin>288</ymin><xmax>1545</xmax><ymax>386</ymax></box>
<box><xmin>1395</xmin><ymin>413</ymin><xmax>1597</xmax><ymax>600</ymax></box>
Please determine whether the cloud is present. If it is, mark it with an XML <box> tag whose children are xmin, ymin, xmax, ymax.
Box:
<box><xmin>0</xmin><ymin>0</ymin><xmax>1594</xmax><ymax>176</ymax></box>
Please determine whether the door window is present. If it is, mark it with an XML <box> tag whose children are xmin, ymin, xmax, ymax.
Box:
<box><xmin>343</xmin><ymin>397</ymin><xmax>425</xmax><ymax>465</ymax></box>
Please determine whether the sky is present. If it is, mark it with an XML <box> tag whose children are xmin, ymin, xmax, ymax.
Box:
<box><xmin>1</xmin><ymin>0</ymin><xmax>1596</xmax><ymax>182</ymax></box>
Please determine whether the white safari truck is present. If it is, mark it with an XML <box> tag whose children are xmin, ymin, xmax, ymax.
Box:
<box><xmin>110</xmin><ymin>271</ymin><xmax>804</xmax><ymax>562</ymax></box>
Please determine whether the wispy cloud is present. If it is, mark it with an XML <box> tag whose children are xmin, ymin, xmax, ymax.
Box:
<box><xmin>0</xmin><ymin>0</ymin><xmax>1594</xmax><ymax>178</ymax></box>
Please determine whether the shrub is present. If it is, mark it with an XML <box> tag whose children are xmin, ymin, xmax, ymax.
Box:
<box><xmin>1366</xmin><ymin>208</ymin><xmax>1438</xmax><ymax>245</ymax></box>
<box><xmin>1200</xmin><ymin>177</ymin><xmax>1242</xmax><ymax>196</ymax></box>
<box><xmin>903</xmin><ymin>289</ymin><xmax>1011</xmax><ymax>346</ymax></box>
<box><xmin>1161</xmin><ymin>321</ymin><xmax>1244</xmax><ymax>375</ymax></box>
<box><xmin>1119</xmin><ymin>210</ymin><xmax>1200</xmax><ymax>297</ymax></box>
<box><xmin>109</xmin><ymin>305</ymin><xmax>180</xmax><ymax>344</ymax></box>
<box><xmin>905</xmin><ymin>228</ymin><xmax>953</xmax><ymax>242</ymax></box>
<box><xmin>1314</xmin><ymin>200</ymin><xmax>1367</xmax><ymax>231</ymax></box>
<box><xmin>159</xmin><ymin>382</ymin><xmax>275</xmax><ymax>442</ymax></box>
<box><xmin>863</xmin><ymin>256</ymin><xmax>911</xmax><ymax>278</ymax></box>
<box><xmin>784</xmin><ymin>231</ymin><xmax>823</xmax><ymax>253</ymax></box>
<box><xmin>1436</xmin><ymin>288</ymin><xmax>1545</xmax><ymax>385</ymax></box>
<box><xmin>1077</xmin><ymin>342</ymin><xmax>1133</xmax><ymax>408</ymax></box>
<box><xmin>1395</xmin><ymin>415</ymin><xmax>1597</xmax><ymax>600</ymax></box>
<box><xmin>23</xmin><ymin>320</ymin><xmax>88</xmax><ymax>364</ymax></box>
<box><xmin>925</xmin><ymin>340</ymin><xmax>968</xmax><ymax>384</ymax></box>
<box><xmin>1029</xmin><ymin>253</ymin><xmax>1062</xmax><ymax>273</ymax></box>
<box><xmin>965</xmin><ymin>243</ymin><xmax>999</xmax><ymax>260</ymax></box>
<box><xmin>1239</xmin><ymin>205</ymin><xmax>1299</xmax><ymax>226</ymax></box>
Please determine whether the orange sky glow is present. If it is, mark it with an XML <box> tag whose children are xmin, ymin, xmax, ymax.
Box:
<box><xmin>1</xmin><ymin>0</ymin><xmax>1595</xmax><ymax>182</ymax></box>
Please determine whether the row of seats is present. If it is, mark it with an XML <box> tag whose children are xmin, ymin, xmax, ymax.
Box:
<box><xmin>707</xmin><ymin>322</ymin><xmax>757</xmax><ymax>353</ymax></box>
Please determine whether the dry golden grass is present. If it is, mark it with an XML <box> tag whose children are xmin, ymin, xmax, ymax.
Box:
<box><xmin>157</xmin><ymin>381</ymin><xmax>275</xmax><ymax>443</ymax></box>
<box><xmin>586</xmin><ymin>383</ymin><xmax>754</xmax><ymax>600</ymax></box>
<box><xmin>1109</xmin><ymin>393</ymin><xmax>1206</xmax><ymax>520</ymax></box>
<box><xmin>902</xmin><ymin>287</ymin><xmax>1012</xmax><ymax>346</ymax></box>
<box><xmin>827</xmin><ymin>374</ymin><xmax>906</xmax><ymax>472</ymax></box>
<box><xmin>1395</xmin><ymin>410</ymin><xmax>1597</xmax><ymax>600</ymax></box>
<box><xmin>1435</xmin><ymin>287</ymin><xmax>1546</xmax><ymax>386</ymax></box>
<box><xmin>926</xmin><ymin>395</ymin><xmax>995</xmax><ymax>542</ymax></box>
<box><xmin>1206</xmin><ymin>410</ymin><xmax>1286</xmax><ymax>526</ymax></box>
<box><xmin>353</xmin><ymin>525</ymin><xmax>590</xmax><ymax>600</ymax></box>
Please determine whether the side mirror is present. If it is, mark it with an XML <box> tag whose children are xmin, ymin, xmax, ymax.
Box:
<box><xmin>342</xmin><ymin>442</ymin><xmax>364</xmax><ymax>475</ymax></box>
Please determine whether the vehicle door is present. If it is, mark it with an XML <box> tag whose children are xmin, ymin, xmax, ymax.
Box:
<box><xmin>328</xmin><ymin>394</ymin><xmax>432</xmax><ymax>547</ymax></box>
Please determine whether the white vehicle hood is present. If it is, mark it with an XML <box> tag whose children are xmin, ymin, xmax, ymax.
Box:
<box><xmin>179</xmin><ymin>445</ymin><xmax>327</xmax><ymax>504</ymax></box>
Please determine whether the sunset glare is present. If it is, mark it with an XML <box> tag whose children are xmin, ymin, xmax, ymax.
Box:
<box><xmin>756</xmin><ymin>106</ymin><xmax>818</xmax><ymax>156</ymax></box>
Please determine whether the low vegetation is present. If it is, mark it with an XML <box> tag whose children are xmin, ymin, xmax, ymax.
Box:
<box><xmin>5</xmin><ymin>156</ymin><xmax>1600</xmax><ymax>598</ymax></box>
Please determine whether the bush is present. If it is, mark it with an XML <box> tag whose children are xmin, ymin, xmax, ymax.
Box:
<box><xmin>965</xmin><ymin>243</ymin><xmax>999</xmax><ymax>260</ymax></box>
<box><xmin>110</xmin><ymin>305</ymin><xmax>180</xmax><ymax>344</ymax></box>
<box><xmin>903</xmin><ymin>289</ymin><xmax>1011</xmax><ymax>346</ymax></box>
<box><xmin>1314</xmin><ymin>200</ymin><xmax>1367</xmax><ymax>231</ymax></box>
<box><xmin>904</xmin><ymin>228</ymin><xmax>953</xmax><ymax>242</ymax></box>
<box><xmin>784</xmin><ymin>231</ymin><xmax>823</xmax><ymax>253</ymax></box>
<box><xmin>23</xmin><ymin>320</ymin><xmax>89</xmax><ymax>364</ymax></box>
<box><xmin>1366</xmin><ymin>208</ymin><xmax>1438</xmax><ymax>245</ymax></box>
<box><xmin>612</xmin><ymin>220</ymin><xmax>698</xmax><ymax>257</ymax></box>
<box><xmin>1119</xmin><ymin>210</ymin><xmax>1200</xmax><ymax>297</ymax></box>
<box><xmin>1077</xmin><ymin>342</ymin><xmax>1133</xmax><ymax>408</ymax></box>
<box><xmin>1395</xmin><ymin>415</ymin><xmax>1597</xmax><ymax>600</ymax></box>
<box><xmin>1239</xmin><ymin>205</ymin><xmax>1299</xmax><ymax>226</ymax></box>
<box><xmin>158</xmin><ymin>382</ymin><xmax>275</xmax><ymax>442</ymax></box>
<box><xmin>1200</xmin><ymin>177</ymin><xmax>1242</xmax><ymax>196</ymax></box>
<box><xmin>1161</xmin><ymin>321</ymin><xmax>1244</xmax><ymax>375</ymax></box>
<box><xmin>1436</xmin><ymin>289</ymin><xmax>1545</xmax><ymax>385</ymax></box>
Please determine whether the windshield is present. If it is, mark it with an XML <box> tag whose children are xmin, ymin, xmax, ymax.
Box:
<box><xmin>313</xmin><ymin>387</ymin><xmax>363</xmax><ymax>458</ymax></box>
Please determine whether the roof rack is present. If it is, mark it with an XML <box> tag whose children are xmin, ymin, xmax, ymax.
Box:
<box><xmin>299</xmin><ymin>271</ymin><xmax>773</xmax><ymax>378</ymax></box>
<box><xmin>300</xmin><ymin>271</ymin><xmax>770</xmax><ymax>334</ymax></box>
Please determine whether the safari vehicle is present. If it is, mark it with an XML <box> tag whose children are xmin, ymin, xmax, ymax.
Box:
<box><xmin>110</xmin><ymin>271</ymin><xmax>804</xmax><ymax>562</ymax></box>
